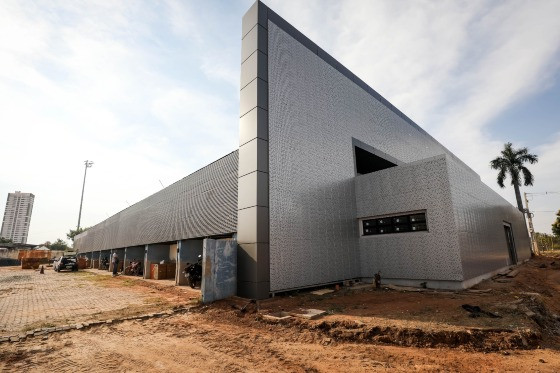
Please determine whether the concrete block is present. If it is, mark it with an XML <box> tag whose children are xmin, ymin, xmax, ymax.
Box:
<box><xmin>237</xmin><ymin>206</ymin><xmax>269</xmax><ymax>244</ymax></box>
<box><xmin>237</xmin><ymin>242</ymin><xmax>269</xmax><ymax>283</ymax></box>
<box><xmin>241</xmin><ymin>24</ymin><xmax>267</xmax><ymax>63</ymax></box>
<box><xmin>262</xmin><ymin>312</ymin><xmax>292</xmax><ymax>322</ymax></box>
<box><xmin>290</xmin><ymin>309</ymin><xmax>327</xmax><ymax>320</ymax></box>
<box><xmin>238</xmin><ymin>171</ymin><xmax>269</xmax><ymax>210</ymax></box>
<box><xmin>240</xmin><ymin>78</ymin><xmax>268</xmax><ymax>117</ymax></box>
<box><xmin>241</xmin><ymin>50</ymin><xmax>268</xmax><ymax>89</ymax></box>
<box><xmin>238</xmin><ymin>138</ymin><xmax>268</xmax><ymax>177</ymax></box>
<box><xmin>237</xmin><ymin>280</ymin><xmax>270</xmax><ymax>299</ymax></box>
<box><xmin>242</xmin><ymin>0</ymin><xmax>268</xmax><ymax>39</ymax></box>
<box><xmin>240</xmin><ymin>107</ymin><xmax>268</xmax><ymax>146</ymax></box>
<box><xmin>201</xmin><ymin>238</ymin><xmax>237</xmax><ymax>303</ymax></box>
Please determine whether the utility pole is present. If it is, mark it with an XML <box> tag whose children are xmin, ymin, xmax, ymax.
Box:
<box><xmin>524</xmin><ymin>192</ymin><xmax>539</xmax><ymax>256</ymax></box>
<box><xmin>77</xmin><ymin>160</ymin><xmax>94</xmax><ymax>231</ymax></box>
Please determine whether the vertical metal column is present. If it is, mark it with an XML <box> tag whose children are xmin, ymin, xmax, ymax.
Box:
<box><xmin>524</xmin><ymin>192</ymin><xmax>539</xmax><ymax>255</ymax></box>
<box><xmin>175</xmin><ymin>240</ymin><xmax>181</xmax><ymax>285</ymax></box>
<box><xmin>237</xmin><ymin>1</ymin><xmax>270</xmax><ymax>299</ymax></box>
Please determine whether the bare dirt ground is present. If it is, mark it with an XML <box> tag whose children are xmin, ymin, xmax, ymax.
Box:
<box><xmin>1</xmin><ymin>254</ymin><xmax>559</xmax><ymax>372</ymax></box>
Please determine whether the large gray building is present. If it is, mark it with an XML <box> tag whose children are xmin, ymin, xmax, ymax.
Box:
<box><xmin>1</xmin><ymin>191</ymin><xmax>35</xmax><ymax>244</ymax></box>
<box><xmin>75</xmin><ymin>1</ymin><xmax>531</xmax><ymax>299</ymax></box>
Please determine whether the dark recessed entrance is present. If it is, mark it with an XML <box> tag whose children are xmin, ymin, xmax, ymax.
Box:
<box><xmin>354</xmin><ymin>146</ymin><xmax>397</xmax><ymax>175</ymax></box>
<box><xmin>503</xmin><ymin>222</ymin><xmax>518</xmax><ymax>265</ymax></box>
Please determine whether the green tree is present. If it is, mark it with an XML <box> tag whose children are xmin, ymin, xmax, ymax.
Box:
<box><xmin>490</xmin><ymin>142</ymin><xmax>538</xmax><ymax>211</ymax></box>
<box><xmin>535</xmin><ymin>232</ymin><xmax>560</xmax><ymax>251</ymax></box>
<box><xmin>66</xmin><ymin>227</ymin><xmax>89</xmax><ymax>242</ymax></box>
<box><xmin>50</xmin><ymin>239</ymin><xmax>70</xmax><ymax>251</ymax></box>
<box><xmin>552</xmin><ymin>210</ymin><xmax>560</xmax><ymax>237</ymax></box>
<box><xmin>0</xmin><ymin>237</ymin><xmax>13</xmax><ymax>244</ymax></box>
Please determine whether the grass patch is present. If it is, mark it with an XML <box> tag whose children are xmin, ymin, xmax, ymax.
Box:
<box><xmin>143</xmin><ymin>296</ymin><xmax>169</xmax><ymax>307</ymax></box>
<box><xmin>84</xmin><ymin>275</ymin><xmax>111</xmax><ymax>284</ymax></box>
<box><xmin>121</xmin><ymin>279</ymin><xmax>136</xmax><ymax>287</ymax></box>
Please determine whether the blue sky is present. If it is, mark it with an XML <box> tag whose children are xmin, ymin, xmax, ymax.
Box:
<box><xmin>488</xmin><ymin>72</ymin><xmax>560</xmax><ymax>148</ymax></box>
<box><xmin>0</xmin><ymin>0</ymin><xmax>559</xmax><ymax>244</ymax></box>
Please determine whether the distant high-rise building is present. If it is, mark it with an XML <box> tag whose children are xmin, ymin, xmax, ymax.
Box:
<box><xmin>1</xmin><ymin>191</ymin><xmax>35</xmax><ymax>244</ymax></box>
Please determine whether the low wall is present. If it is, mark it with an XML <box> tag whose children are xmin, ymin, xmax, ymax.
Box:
<box><xmin>201</xmin><ymin>238</ymin><xmax>237</xmax><ymax>303</ymax></box>
<box><xmin>0</xmin><ymin>258</ymin><xmax>20</xmax><ymax>267</ymax></box>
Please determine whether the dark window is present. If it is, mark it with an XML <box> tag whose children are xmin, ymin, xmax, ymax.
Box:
<box><xmin>409</xmin><ymin>214</ymin><xmax>426</xmax><ymax>223</ymax></box>
<box><xmin>354</xmin><ymin>146</ymin><xmax>397</xmax><ymax>175</ymax></box>
<box><xmin>363</xmin><ymin>227</ymin><xmax>377</xmax><ymax>235</ymax></box>
<box><xmin>362</xmin><ymin>212</ymin><xmax>428</xmax><ymax>236</ymax></box>
<box><xmin>393</xmin><ymin>216</ymin><xmax>409</xmax><ymax>224</ymax></box>
<box><xmin>363</xmin><ymin>219</ymin><xmax>376</xmax><ymax>227</ymax></box>
<box><xmin>411</xmin><ymin>223</ymin><xmax>427</xmax><ymax>232</ymax></box>
<box><xmin>377</xmin><ymin>225</ymin><xmax>393</xmax><ymax>234</ymax></box>
<box><xmin>376</xmin><ymin>217</ymin><xmax>392</xmax><ymax>226</ymax></box>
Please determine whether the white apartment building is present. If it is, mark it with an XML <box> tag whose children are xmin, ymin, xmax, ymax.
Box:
<box><xmin>1</xmin><ymin>191</ymin><xmax>35</xmax><ymax>244</ymax></box>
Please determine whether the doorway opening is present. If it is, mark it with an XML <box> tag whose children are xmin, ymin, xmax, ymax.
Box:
<box><xmin>503</xmin><ymin>222</ymin><xmax>518</xmax><ymax>265</ymax></box>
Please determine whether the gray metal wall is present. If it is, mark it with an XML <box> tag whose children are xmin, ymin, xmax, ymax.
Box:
<box><xmin>267</xmin><ymin>12</ymin><xmax>530</xmax><ymax>292</ymax></box>
<box><xmin>356</xmin><ymin>155</ymin><xmax>464</xmax><ymax>284</ymax></box>
<box><xmin>446</xmin><ymin>156</ymin><xmax>531</xmax><ymax>279</ymax></box>
<box><xmin>75</xmin><ymin>151</ymin><xmax>238</xmax><ymax>252</ymax></box>
<box><xmin>267</xmin><ymin>20</ymin><xmax>461</xmax><ymax>292</ymax></box>
<box><xmin>356</xmin><ymin>154</ymin><xmax>530</xmax><ymax>287</ymax></box>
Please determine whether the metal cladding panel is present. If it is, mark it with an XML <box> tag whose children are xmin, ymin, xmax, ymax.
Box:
<box><xmin>75</xmin><ymin>151</ymin><xmax>238</xmax><ymax>252</ymax></box>
<box><xmin>268</xmin><ymin>21</ymin><xmax>456</xmax><ymax>292</ymax></box>
<box><xmin>446</xmin><ymin>157</ymin><xmax>532</xmax><ymax>280</ymax></box>
<box><xmin>356</xmin><ymin>155</ymin><xmax>463</xmax><ymax>281</ymax></box>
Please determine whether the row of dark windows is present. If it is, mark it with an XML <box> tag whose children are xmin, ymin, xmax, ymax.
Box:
<box><xmin>362</xmin><ymin>212</ymin><xmax>427</xmax><ymax>235</ymax></box>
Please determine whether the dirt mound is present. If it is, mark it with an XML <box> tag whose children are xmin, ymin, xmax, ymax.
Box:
<box><xmin>204</xmin><ymin>254</ymin><xmax>560</xmax><ymax>353</ymax></box>
<box><xmin>200</xmin><ymin>303</ymin><xmax>540</xmax><ymax>352</ymax></box>
<box><xmin>521</xmin><ymin>295</ymin><xmax>560</xmax><ymax>336</ymax></box>
<box><xmin>310</xmin><ymin>319</ymin><xmax>540</xmax><ymax>351</ymax></box>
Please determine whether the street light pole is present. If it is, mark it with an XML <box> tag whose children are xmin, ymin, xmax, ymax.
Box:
<box><xmin>77</xmin><ymin>160</ymin><xmax>94</xmax><ymax>230</ymax></box>
<box><xmin>524</xmin><ymin>192</ymin><xmax>538</xmax><ymax>256</ymax></box>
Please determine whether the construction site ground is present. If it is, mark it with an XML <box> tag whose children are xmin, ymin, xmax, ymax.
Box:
<box><xmin>1</xmin><ymin>253</ymin><xmax>559</xmax><ymax>372</ymax></box>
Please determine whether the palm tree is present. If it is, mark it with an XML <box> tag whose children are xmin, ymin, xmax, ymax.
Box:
<box><xmin>490</xmin><ymin>142</ymin><xmax>538</xmax><ymax>212</ymax></box>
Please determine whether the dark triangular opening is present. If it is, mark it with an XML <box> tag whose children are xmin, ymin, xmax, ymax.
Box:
<box><xmin>354</xmin><ymin>146</ymin><xmax>397</xmax><ymax>175</ymax></box>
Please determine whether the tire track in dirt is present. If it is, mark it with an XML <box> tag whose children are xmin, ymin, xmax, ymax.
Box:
<box><xmin>1</xmin><ymin>306</ymin><xmax>559</xmax><ymax>372</ymax></box>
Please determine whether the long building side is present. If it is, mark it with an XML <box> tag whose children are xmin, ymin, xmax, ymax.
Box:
<box><xmin>74</xmin><ymin>151</ymin><xmax>238</xmax><ymax>251</ymax></box>
<box><xmin>250</xmin><ymin>1</ymin><xmax>531</xmax><ymax>294</ymax></box>
<box><xmin>75</xmin><ymin>1</ymin><xmax>531</xmax><ymax>300</ymax></box>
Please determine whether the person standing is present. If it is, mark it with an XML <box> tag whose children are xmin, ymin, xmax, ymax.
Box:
<box><xmin>112</xmin><ymin>252</ymin><xmax>119</xmax><ymax>277</ymax></box>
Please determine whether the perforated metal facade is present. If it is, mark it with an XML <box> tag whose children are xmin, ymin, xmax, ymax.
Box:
<box><xmin>267</xmin><ymin>12</ymin><xmax>530</xmax><ymax>292</ymax></box>
<box><xmin>268</xmin><ymin>20</ymin><xmax>465</xmax><ymax>291</ymax></box>
<box><xmin>76</xmin><ymin>1</ymin><xmax>532</xmax><ymax>299</ymax></box>
<box><xmin>74</xmin><ymin>151</ymin><xmax>238</xmax><ymax>251</ymax></box>
<box><xmin>356</xmin><ymin>155</ymin><xmax>463</xmax><ymax>284</ymax></box>
<box><xmin>446</xmin><ymin>156</ymin><xmax>531</xmax><ymax>279</ymax></box>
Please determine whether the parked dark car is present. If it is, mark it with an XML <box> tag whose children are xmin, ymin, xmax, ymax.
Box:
<box><xmin>54</xmin><ymin>256</ymin><xmax>78</xmax><ymax>272</ymax></box>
